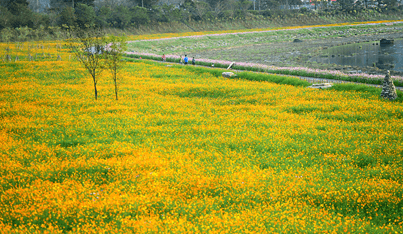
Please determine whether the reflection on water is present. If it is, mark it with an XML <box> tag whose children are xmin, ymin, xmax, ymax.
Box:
<box><xmin>311</xmin><ymin>39</ymin><xmax>403</xmax><ymax>72</ymax></box>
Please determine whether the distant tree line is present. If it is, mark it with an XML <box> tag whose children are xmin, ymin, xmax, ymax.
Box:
<box><xmin>1</xmin><ymin>0</ymin><xmax>402</xmax><ymax>41</ymax></box>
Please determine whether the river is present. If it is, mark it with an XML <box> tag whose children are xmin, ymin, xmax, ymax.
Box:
<box><xmin>311</xmin><ymin>39</ymin><xmax>403</xmax><ymax>72</ymax></box>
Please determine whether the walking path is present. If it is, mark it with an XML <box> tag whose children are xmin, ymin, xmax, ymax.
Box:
<box><xmin>135</xmin><ymin>58</ymin><xmax>403</xmax><ymax>91</ymax></box>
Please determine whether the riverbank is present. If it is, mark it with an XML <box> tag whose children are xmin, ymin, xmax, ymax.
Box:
<box><xmin>126</xmin><ymin>20</ymin><xmax>403</xmax><ymax>86</ymax></box>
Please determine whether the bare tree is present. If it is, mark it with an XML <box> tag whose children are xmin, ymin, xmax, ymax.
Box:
<box><xmin>103</xmin><ymin>34</ymin><xmax>127</xmax><ymax>100</ymax></box>
<box><xmin>65</xmin><ymin>26</ymin><xmax>106</xmax><ymax>100</ymax></box>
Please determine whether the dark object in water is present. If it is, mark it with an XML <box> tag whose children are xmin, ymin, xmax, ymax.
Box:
<box><xmin>293</xmin><ymin>39</ymin><xmax>303</xmax><ymax>43</ymax></box>
<box><xmin>380</xmin><ymin>39</ymin><xmax>394</xmax><ymax>45</ymax></box>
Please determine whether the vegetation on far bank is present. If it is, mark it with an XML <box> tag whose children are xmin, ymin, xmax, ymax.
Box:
<box><xmin>1</xmin><ymin>0</ymin><xmax>403</xmax><ymax>42</ymax></box>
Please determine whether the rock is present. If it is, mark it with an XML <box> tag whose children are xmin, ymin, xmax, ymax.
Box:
<box><xmin>222</xmin><ymin>72</ymin><xmax>236</xmax><ymax>78</ymax></box>
<box><xmin>308</xmin><ymin>83</ymin><xmax>333</xmax><ymax>89</ymax></box>
<box><xmin>293</xmin><ymin>39</ymin><xmax>303</xmax><ymax>43</ymax></box>
<box><xmin>380</xmin><ymin>70</ymin><xmax>398</xmax><ymax>100</ymax></box>
<box><xmin>376</xmin><ymin>62</ymin><xmax>394</xmax><ymax>70</ymax></box>
<box><xmin>380</xmin><ymin>39</ymin><xmax>394</xmax><ymax>45</ymax></box>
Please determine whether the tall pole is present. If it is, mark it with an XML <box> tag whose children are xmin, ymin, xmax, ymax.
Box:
<box><xmin>142</xmin><ymin>0</ymin><xmax>144</xmax><ymax>8</ymax></box>
<box><xmin>72</xmin><ymin>0</ymin><xmax>74</xmax><ymax>8</ymax></box>
<box><xmin>254</xmin><ymin>0</ymin><xmax>255</xmax><ymax>10</ymax></box>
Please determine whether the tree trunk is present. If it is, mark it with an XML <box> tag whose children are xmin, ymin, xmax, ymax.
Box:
<box><xmin>114</xmin><ymin>70</ymin><xmax>118</xmax><ymax>100</ymax></box>
<box><xmin>94</xmin><ymin>82</ymin><xmax>98</xmax><ymax>100</ymax></box>
<box><xmin>93</xmin><ymin>74</ymin><xmax>98</xmax><ymax>100</ymax></box>
<box><xmin>114</xmin><ymin>80</ymin><xmax>118</xmax><ymax>100</ymax></box>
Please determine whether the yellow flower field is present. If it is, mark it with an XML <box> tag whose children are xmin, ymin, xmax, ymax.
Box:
<box><xmin>0</xmin><ymin>39</ymin><xmax>403</xmax><ymax>233</ymax></box>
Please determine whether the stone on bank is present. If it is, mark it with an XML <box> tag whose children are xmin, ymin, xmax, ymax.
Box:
<box><xmin>380</xmin><ymin>70</ymin><xmax>398</xmax><ymax>100</ymax></box>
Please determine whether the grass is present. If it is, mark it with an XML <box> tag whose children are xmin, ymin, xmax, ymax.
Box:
<box><xmin>1</xmin><ymin>52</ymin><xmax>403</xmax><ymax>232</ymax></box>
<box><xmin>125</xmin><ymin>52</ymin><xmax>403</xmax><ymax>87</ymax></box>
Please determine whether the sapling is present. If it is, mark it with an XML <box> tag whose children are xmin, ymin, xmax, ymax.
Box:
<box><xmin>65</xmin><ymin>25</ymin><xmax>107</xmax><ymax>100</ymax></box>
<box><xmin>103</xmin><ymin>34</ymin><xmax>128</xmax><ymax>101</ymax></box>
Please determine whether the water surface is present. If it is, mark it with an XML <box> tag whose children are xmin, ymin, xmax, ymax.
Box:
<box><xmin>311</xmin><ymin>39</ymin><xmax>403</xmax><ymax>72</ymax></box>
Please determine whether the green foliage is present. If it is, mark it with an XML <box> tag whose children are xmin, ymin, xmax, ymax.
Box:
<box><xmin>111</xmin><ymin>6</ymin><xmax>131</xmax><ymax>29</ymax></box>
<box><xmin>161</xmin><ymin>4</ymin><xmax>182</xmax><ymax>23</ymax></box>
<box><xmin>51</xmin><ymin>0</ymin><xmax>95</xmax><ymax>8</ymax></box>
<box><xmin>0</xmin><ymin>6</ymin><xmax>13</xmax><ymax>30</ymax></box>
<box><xmin>3</xmin><ymin>0</ymin><xmax>29</xmax><ymax>15</ymax></box>
<box><xmin>0</xmin><ymin>27</ymin><xmax>13</xmax><ymax>43</ymax></box>
<box><xmin>75</xmin><ymin>3</ymin><xmax>96</xmax><ymax>28</ymax></box>
<box><xmin>2</xmin><ymin>0</ymin><xmax>33</xmax><ymax>28</ymax></box>
<box><xmin>15</xmin><ymin>26</ymin><xmax>31</xmax><ymax>41</ymax></box>
<box><xmin>60</xmin><ymin>7</ymin><xmax>76</xmax><ymax>27</ymax></box>
<box><xmin>130</xmin><ymin>6</ymin><xmax>150</xmax><ymax>26</ymax></box>
<box><xmin>0</xmin><ymin>0</ymin><xmax>402</xmax><ymax>40</ymax></box>
<box><xmin>133</xmin><ymin>0</ymin><xmax>159</xmax><ymax>8</ymax></box>
<box><xmin>96</xmin><ymin>6</ymin><xmax>111</xmax><ymax>28</ymax></box>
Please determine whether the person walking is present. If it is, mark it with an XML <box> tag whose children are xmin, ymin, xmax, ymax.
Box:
<box><xmin>184</xmin><ymin>55</ymin><xmax>189</xmax><ymax>65</ymax></box>
<box><xmin>179</xmin><ymin>55</ymin><xmax>183</xmax><ymax>64</ymax></box>
<box><xmin>192</xmin><ymin>57</ymin><xmax>195</xmax><ymax>65</ymax></box>
<box><xmin>162</xmin><ymin>54</ymin><xmax>166</xmax><ymax>62</ymax></box>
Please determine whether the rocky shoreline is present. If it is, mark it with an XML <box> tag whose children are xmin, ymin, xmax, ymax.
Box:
<box><xmin>301</xmin><ymin>32</ymin><xmax>403</xmax><ymax>76</ymax></box>
<box><xmin>196</xmin><ymin>29</ymin><xmax>403</xmax><ymax>77</ymax></box>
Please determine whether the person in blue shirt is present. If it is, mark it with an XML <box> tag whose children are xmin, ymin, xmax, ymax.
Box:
<box><xmin>184</xmin><ymin>55</ymin><xmax>189</xmax><ymax>65</ymax></box>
